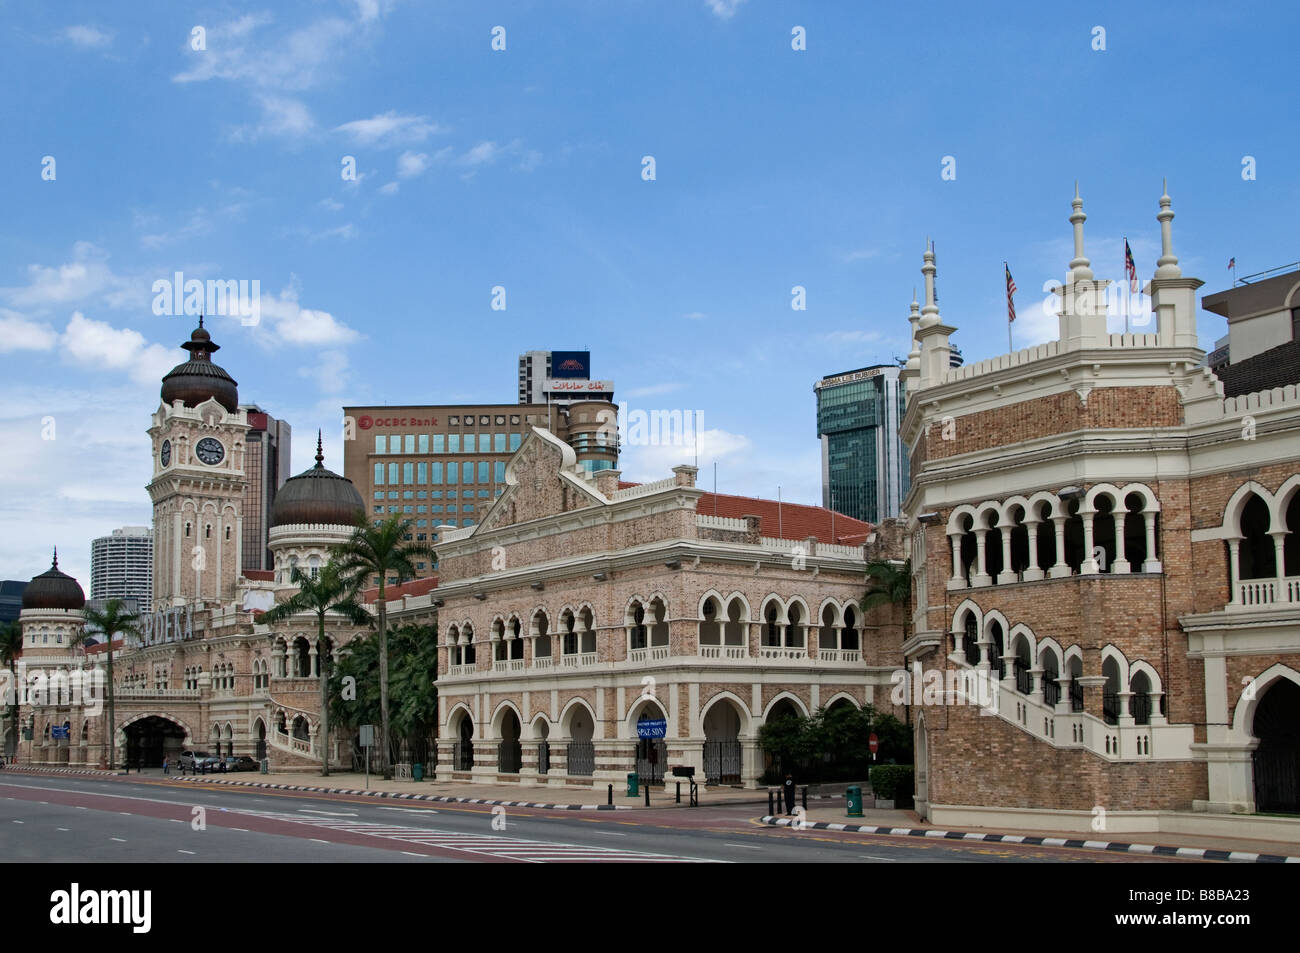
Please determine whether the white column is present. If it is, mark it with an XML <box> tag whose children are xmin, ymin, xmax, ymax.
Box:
<box><xmin>1022</xmin><ymin>519</ymin><xmax>1044</xmax><ymax>581</ymax></box>
<box><xmin>948</xmin><ymin>533</ymin><xmax>965</xmax><ymax>589</ymax></box>
<box><xmin>971</xmin><ymin>529</ymin><xmax>991</xmax><ymax>587</ymax></box>
<box><xmin>1270</xmin><ymin>532</ymin><xmax>1288</xmax><ymax>589</ymax></box>
<box><xmin>1080</xmin><ymin>509</ymin><xmax>1100</xmax><ymax>574</ymax></box>
<box><xmin>1142</xmin><ymin>511</ymin><xmax>1162</xmax><ymax>572</ymax></box>
<box><xmin>1048</xmin><ymin>518</ymin><xmax>1071</xmax><ymax>579</ymax></box>
<box><xmin>1112</xmin><ymin>510</ymin><xmax>1130</xmax><ymax>573</ymax></box>
<box><xmin>996</xmin><ymin>523</ymin><xmax>1016</xmax><ymax>585</ymax></box>
<box><xmin>1227</xmin><ymin>538</ymin><xmax>1242</xmax><ymax>604</ymax></box>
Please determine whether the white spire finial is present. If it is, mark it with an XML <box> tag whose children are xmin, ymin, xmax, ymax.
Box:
<box><xmin>919</xmin><ymin>243</ymin><xmax>939</xmax><ymax>328</ymax></box>
<box><xmin>905</xmin><ymin>290</ymin><xmax>922</xmax><ymax>370</ymax></box>
<box><xmin>1155</xmin><ymin>178</ymin><xmax>1181</xmax><ymax>279</ymax></box>
<box><xmin>1068</xmin><ymin>183</ymin><xmax>1093</xmax><ymax>281</ymax></box>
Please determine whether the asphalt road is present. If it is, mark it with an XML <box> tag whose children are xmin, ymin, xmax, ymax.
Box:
<box><xmin>0</xmin><ymin>772</ymin><xmax>1194</xmax><ymax>863</ymax></box>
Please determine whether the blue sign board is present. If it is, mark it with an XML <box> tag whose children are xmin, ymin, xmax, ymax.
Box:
<box><xmin>550</xmin><ymin>350</ymin><xmax>590</xmax><ymax>379</ymax></box>
<box><xmin>51</xmin><ymin>725</ymin><xmax>69</xmax><ymax>739</ymax></box>
<box><xmin>636</xmin><ymin>719</ymin><xmax>667</xmax><ymax>739</ymax></box>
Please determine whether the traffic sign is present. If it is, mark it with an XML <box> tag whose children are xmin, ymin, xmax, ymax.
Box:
<box><xmin>868</xmin><ymin>732</ymin><xmax>879</xmax><ymax>754</ymax></box>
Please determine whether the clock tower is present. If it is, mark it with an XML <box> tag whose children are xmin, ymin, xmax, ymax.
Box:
<box><xmin>147</xmin><ymin>319</ymin><xmax>250</xmax><ymax>609</ymax></box>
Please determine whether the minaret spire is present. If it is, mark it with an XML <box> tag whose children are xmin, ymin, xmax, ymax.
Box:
<box><xmin>315</xmin><ymin>430</ymin><xmax>325</xmax><ymax>468</ymax></box>
<box><xmin>52</xmin><ymin>546</ymin><xmax>58</xmax><ymax>570</ymax></box>
<box><xmin>1154</xmin><ymin>178</ymin><xmax>1182</xmax><ymax>279</ymax></box>
<box><xmin>919</xmin><ymin>242</ymin><xmax>940</xmax><ymax>328</ymax></box>
<box><xmin>905</xmin><ymin>288</ymin><xmax>922</xmax><ymax>371</ymax></box>
<box><xmin>1069</xmin><ymin>182</ymin><xmax>1093</xmax><ymax>281</ymax></box>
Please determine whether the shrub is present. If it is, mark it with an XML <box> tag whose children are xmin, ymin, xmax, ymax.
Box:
<box><xmin>869</xmin><ymin>764</ymin><xmax>914</xmax><ymax>805</ymax></box>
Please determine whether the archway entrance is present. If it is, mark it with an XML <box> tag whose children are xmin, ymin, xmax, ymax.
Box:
<box><xmin>1253</xmin><ymin>680</ymin><xmax>1300</xmax><ymax>814</ymax></box>
<box><xmin>702</xmin><ymin>699</ymin><xmax>742</xmax><ymax>784</ymax></box>
<box><xmin>632</xmin><ymin>702</ymin><xmax>667</xmax><ymax>786</ymax></box>
<box><xmin>497</xmin><ymin>709</ymin><xmax>522</xmax><ymax>773</ymax></box>
<box><xmin>124</xmin><ymin>716</ymin><xmax>187</xmax><ymax>769</ymax></box>
<box><xmin>254</xmin><ymin>719</ymin><xmax>267</xmax><ymax>761</ymax></box>
<box><xmin>453</xmin><ymin>713</ymin><xmax>474</xmax><ymax>771</ymax></box>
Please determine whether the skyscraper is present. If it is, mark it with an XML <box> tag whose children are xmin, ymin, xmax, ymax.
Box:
<box><xmin>814</xmin><ymin>364</ymin><xmax>907</xmax><ymax>525</ymax></box>
<box><xmin>241</xmin><ymin>405</ymin><xmax>291</xmax><ymax>573</ymax></box>
<box><xmin>90</xmin><ymin>526</ymin><xmax>153</xmax><ymax>604</ymax></box>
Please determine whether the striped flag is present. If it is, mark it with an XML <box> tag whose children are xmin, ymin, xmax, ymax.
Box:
<box><xmin>1124</xmin><ymin>239</ymin><xmax>1138</xmax><ymax>293</ymax></box>
<box><xmin>1228</xmin><ymin>257</ymin><xmax>1236</xmax><ymax>270</ymax></box>
<box><xmin>1005</xmin><ymin>263</ymin><xmax>1017</xmax><ymax>323</ymax></box>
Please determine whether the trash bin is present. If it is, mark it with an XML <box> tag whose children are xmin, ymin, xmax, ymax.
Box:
<box><xmin>626</xmin><ymin>772</ymin><xmax>638</xmax><ymax>797</ymax></box>
<box><xmin>260</xmin><ymin>758</ymin><xmax>269</xmax><ymax>775</ymax></box>
<box><xmin>846</xmin><ymin>784</ymin><xmax>863</xmax><ymax>817</ymax></box>
<box><xmin>413</xmin><ymin>763</ymin><xmax>423</xmax><ymax>782</ymax></box>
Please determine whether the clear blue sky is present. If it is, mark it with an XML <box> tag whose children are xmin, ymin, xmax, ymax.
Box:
<box><xmin>2</xmin><ymin>0</ymin><xmax>1296</xmax><ymax>587</ymax></box>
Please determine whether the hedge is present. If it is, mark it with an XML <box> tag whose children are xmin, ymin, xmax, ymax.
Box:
<box><xmin>869</xmin><ymin>764</ymin><xmax>914</xmax><ymax>804</ymax></box>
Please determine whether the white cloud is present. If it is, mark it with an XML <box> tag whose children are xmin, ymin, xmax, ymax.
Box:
<box><xmin>319</xmin><ymin>197</ymin><xmax>344</xmax><ymax>211</ymax></box>
<box><xmin>0</xmin><ymin>242</ymin><xmax>137</xmax><ymax>312</ymax></box>
<box><xmin>683</xmin><ymin>311</ymin><xmax>707</xmax><ymax>321</ymax></box>
<box><xmin>334</xmin><ymin>111</ymin><xmax>444</xmax><ymax>147</ymax></box>
<box><xmin>460</xmin><ymin>141</ymin><xmax>503</xmax><ymax>166</ymax></box>
<box><xmin>173</xmin><ymin>15</ymin><xmax>358</xmax><ymax>92</ymax></box>
<box><xmin>59</xmin><ymin>312</ymin><xmax>177</xmax><ymax>386</ymax></box>
<box><xmin>258</xmin><ymin>282</ymin><xmax>361</xmax><ymax>347</ymax></box>
<box><xmin>64</xmin><ymin>25</ymin><xmax>113</xmax><ymax>48</ymax></box>
<box><xmin>231</xmin><ymin>95</ymin><xmax>315</xmax><ymax>142</ymax></box>
<box><xmin>0</xmin><ymin>310</ymin><xmax>58</xmax><ymax>352</ymax></box>
<box><xmin>842</xmin><ymin>247</ymin><xmax>880</xmax><ymax>263</ymax></box>
<box><xmin>397</xmin><ymin>150</ymin><xmax>430</xmax><ymax>178</ymax></box>
<box><xmin>291</xmin><ymin>223</ymin><xmax>357</xmax><ymax>241</ymax></box>
<box><xmin>705</xmin><ymin>0</ymin><xmax>749</xmax><ymax>19</ymax></box>
<box><xmin>378</xmin><ymin>181</ymin><xmax>400</xmax><ymax>195</ymax></box>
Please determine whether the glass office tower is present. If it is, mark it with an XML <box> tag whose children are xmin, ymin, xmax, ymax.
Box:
<box><xmin>814</xmin><ymin>365</ymin><xmax>907</xmax><ymax>525</ymax></box>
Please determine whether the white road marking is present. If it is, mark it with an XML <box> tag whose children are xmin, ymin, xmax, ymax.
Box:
<box><xmin>379</xmin><ymin>807</ymin><xmax>439</xmax><ymax>814</ymax></box>
<box><xmin>401</xmin><ymin>851</ymin><xmax>426</xmax><ymax>857</ymax></box>
<box><xmin>57</xmin><ymin>827</ymin><xmax>70</xmax><ymax>832</ymax></box>
<box><xmin>177</xmin><ymin>850</ymin><xmax>195</xmax><ymax>855</ymax></box>
<box><xmin>111</xmin><ymin>837</ymin><xmax>126</xmax><ymax>842</ymax></box>
<box><xmin>860</xmin><ymin>855</ymin><xmax>897</xmax><ymax>862</ymax></box>
<box><xmin>309</xmin><ymin>838</ymin><xmax>330</xmax><ymax>843</ymax></box>
<box><xmin>12</xmin><ymin>820</ymin><xmax>23</xmax><ymax>824</ymax></box>
<box><xmin>724</xmin><ymin>843</ymin><xmax>762</xmax><ymax>849</ymax></box>
<box><xmin>594</xmin><ymin>831</ymin><xmax>627</xmax><ymax>836</ymax></box>
<box><xmin>298</xmin><ymin>809</ymin><xmax>358</xmax><ymax>817</ymax></box>
<box><xmin>229</xmin><ymin>808</ymin><xmax>722</xmax><ymax>863</ymax></box>
<box><xmin>230</xmin><ymin>828</ymin><xmax>249</xmax><ymax>832</ymax></box>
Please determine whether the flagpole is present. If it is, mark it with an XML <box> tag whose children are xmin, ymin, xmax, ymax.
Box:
<box><xmin>1123</xmin><ymin>238</ymin><xmax>1129</xmax><ymax>335</ymax></box>
<box><xmin>1005</xmin><ymin>261</ymin><xmax>1012</xmax><ymax>353</ymax></box>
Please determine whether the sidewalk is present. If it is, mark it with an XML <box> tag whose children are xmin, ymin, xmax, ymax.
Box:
<box><xmin>762</xmin><ymin>805</ymin><xmax>1300</xmax><ymax>863</ymax></box>
<box><xmin>7</xmin><ymin>765</ymin><xmax>767</xmax><ymax>810</ymax></box>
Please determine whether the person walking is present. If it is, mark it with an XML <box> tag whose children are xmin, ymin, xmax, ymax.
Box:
<box><xmin>782</xmin><ymin>773</ymin><xmax>796</xmax><ymax>814</ymax></box>
<box><xmin>162</xmin><ymin>756</ymin><xmax>169</xmax><ymax>776</ymax></box>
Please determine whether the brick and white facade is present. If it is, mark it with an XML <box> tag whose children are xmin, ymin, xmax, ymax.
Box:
<box><xmin>430</xmin><ymin>428</ymin><xmax>895</xmax><ymax>789</ymax></box>
<box><xmin>899</xmin><ymin>186</ymin><xmax>1300</xmax><ymax>832</ymax></box>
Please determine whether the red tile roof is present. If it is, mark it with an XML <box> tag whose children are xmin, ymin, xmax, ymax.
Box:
<box><xmin>619</xmin><ymin>480</ymin><xmax>871</xmax><ymax>545</ymax></box>
<box><xmin>361</xmin><ymin>576</ymin><xmax>440</xmax><ymax>603</ymax></box>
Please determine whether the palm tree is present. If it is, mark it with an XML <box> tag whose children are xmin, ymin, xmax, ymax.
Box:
<box><xmin>331</xmin><ymin>514</ymin><xmax>434</xmax><ymax>779</ymax></box>
<box><xmin>861</xmin><ymin>558</ymin><xmax>912</xmax><ymax>642</ymax></box>
<box><xmin>0</xmin><ymin>621</ymin><xmax>22</xmax><ymax>759</ymax></box>
<box><xmin>74</xmin><ymin>599</ymin><xmax>141</xmax><ymax>771</ymax></box>
<box><xmin>260</xmin><ymin>561</ymin><xmax>372</xmax><ymax>776</ymax></box>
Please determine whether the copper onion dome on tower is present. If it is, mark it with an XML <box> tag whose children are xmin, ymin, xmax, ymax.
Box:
<box><xmin>160</xmin><ymin>317</ymin><xmax>239</xmax><ymax>413</ymax></box>
<box><xmin>270</xmin><ymin>432</ymin><xmax>365</xmax><ymax>528</ymax></box>
<box><xmin>22</xmin><ymin>549</ymin><xmax>86</xmax><ymax>611</ymax></box>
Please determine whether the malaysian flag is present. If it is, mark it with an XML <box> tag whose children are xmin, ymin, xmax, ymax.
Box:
<box><xmin>1124</xmin><ymin>238</ymin><xmax>1138</xmax><ymax>293</ymax></box>
<box><xmin>1228</xmin><ymin>257</ymin><xmax>1236</xmax><ymax>270</ymax></box>
<box><xmin>1005</xmin><ymin>263</ymin><xmax>1017</xmax><ymax>323</ymax></box>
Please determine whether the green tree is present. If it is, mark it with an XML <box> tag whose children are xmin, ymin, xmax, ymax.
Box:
<box><xmin>331</xmin><ymin>514</ymin><xmax>434</xmax><ymax>779</ymax></box>
<box><xmin>861</xmin><ymin>558</ymin><xmax>912</xmax><ymax>641</ymax></box>
<box><xmin>259</xmin><ymin>561</ymin><xmax>371</xmax><ymax>776</ymax></box>
<box><xmin>74</xmin><ymin>599</ymin><xmax>141</xmax><ymax>771</ymax></box>
<box><xmin>0</xmin><ymin>621</ymin><xmax>22</xmax><ymax>759</ymax></box>
<box><xmin>329</xmin><ymin>623</ymin><xmax>438</xmax><ymax>767</ymax></box>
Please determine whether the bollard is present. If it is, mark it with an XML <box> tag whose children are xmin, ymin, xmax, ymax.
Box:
<box><xmin>802</xmin><ymin>786</ymin><xmax>808</xmax><ymax>811</ymax></box>
<box><xmin>644</xmin><ymin>782</ymin><xmax>650</xmax><ymax>807</ymax></box>
<box><xmin>676</xmin><ymin>782</ymin><xmax>681</xmax><ymax>804</ymax></box>
<box><xmin>607</xmin><ymin>783</ymin><xmax>613</xmax><ymax>806</ymax></box>
<box><xmin>768</xmin><ymin>789</ymin><xmax>774</xmax><ymax>815</ymax></box>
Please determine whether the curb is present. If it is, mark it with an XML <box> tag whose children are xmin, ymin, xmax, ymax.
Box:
<box><xmin>758</xmin><ymin>815</ymin><xmax>1300</xmax><ymax>864</ymax></box>
<box><xmin>3</xmin><ymin>767</ymin><xmax>117</xmax><ymax>778</ymax></box>
<box><xmin>169</xmin><ymin>775</ymin><xmax>626</xmax><ymax>811</ymax></box>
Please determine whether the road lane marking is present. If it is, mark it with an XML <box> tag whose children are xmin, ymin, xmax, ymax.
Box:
<box><xmin>177</xmin><ymin>850</ymin><xmax>195</xmax><ymax>855</ymax></box>
<box><xmin>299</xmin><ymin>809</ymin><xmax>358</xmax><ymax>816</ymax></box>
<box><xmin>860</xmin><ymin>855</ymin><xmax>897</xmax><ymax>862</ymax></box>
<box><xmin>595</xmin><ymin>831</ymin><xmax>626</xmax><ymax>836</ymax></box>
<box><xmin>401</xmin><ymin>851</ymin><xmax>426</xmax><ymax>857</ymax></box>
<box><xmin>230</xmin><ymin>828</ymin><xmax>249</xmax><ymax>832</ymax></box>
<box><xmin>12</xmin><ymin>820</ymin><xmax>23</xmax><ymax>824</ymax></box>
<box><xmin>724</xmin><ymin>843</ymin><xmax>762</xmax><ymax>849</ymax></box>
<box><xmin>310</xmin><ymin>838</ymin><xmax>330</xmax><ymax>843</ymax></box>
<box><xmin>57</xmin><ymin>827</ymin><xmax>69</xmax><ymax>831</ymax></box>
<box><xmin>111</xmin><ymin>837</ymin><xmax>126</xmax><ymax>842</ymax></box>
<box><xmin>228</xmin><ymin>807</ymin><xmax>722</xmax><ymax>863</ymax></box>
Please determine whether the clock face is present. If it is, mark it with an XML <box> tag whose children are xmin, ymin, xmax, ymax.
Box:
<box><xmin>160</xmin><ymin>439</ymin><xmax>171</xmax><ymax>467</ymax></box>
<box><xmin>195</xmin><ymin>437</ymin><xmax>225</xmax><ymax>466</ymax></box>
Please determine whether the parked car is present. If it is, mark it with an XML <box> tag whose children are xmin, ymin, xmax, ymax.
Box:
<box><xmin>225</xmin><ymin>756</ymin><xmax>259</xmax><ymax>772</ymax></box>
<box><xmin>178</xmin><ymin>750</ymin><xmax>218</xmax><ymax>772</ymax></box>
